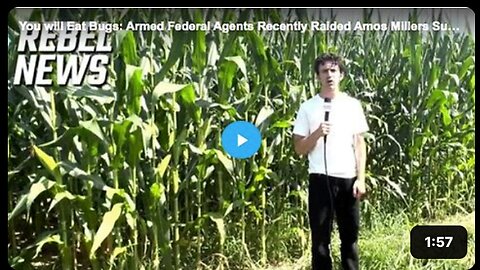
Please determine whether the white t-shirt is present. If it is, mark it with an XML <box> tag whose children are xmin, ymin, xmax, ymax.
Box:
<box><xmin>293</xmin><ymin>92</ymin><xmax>369</xmax><ymax>178</ymax></box>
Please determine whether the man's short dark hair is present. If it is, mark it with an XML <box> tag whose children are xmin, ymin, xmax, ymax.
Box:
<box><xmin>314</xmin><ymin>53</ymin><xmax>347</xmax><ymax>75</ymax></box>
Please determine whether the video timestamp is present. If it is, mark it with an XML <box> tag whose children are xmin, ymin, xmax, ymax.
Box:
<box><xmin>410</xmin><ymin>225</ymin><xmax>467</xmax><ymax>259</ymax></box>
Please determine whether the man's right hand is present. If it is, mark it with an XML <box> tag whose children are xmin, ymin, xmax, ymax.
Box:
<box><xmin>316</xmin><ymin>122</ymin><xmax>331</xmax><ymax>137</ymax></box>
<box><xmin>293</xmin><ymin>122</ymin><xmax>331</xmax><ymax>156</ymax></box>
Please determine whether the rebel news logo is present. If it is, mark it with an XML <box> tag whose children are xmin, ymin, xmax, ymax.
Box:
<box><xmin>13</xmin><ymin>21</ymin><xmax>114</xmax><ymax>86</ymax></box>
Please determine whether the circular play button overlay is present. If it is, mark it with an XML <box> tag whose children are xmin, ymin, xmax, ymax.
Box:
<box><xmin>221</xmin><ymin>121</ymin><xmax>262</xmax><ymax>159</ymax></box>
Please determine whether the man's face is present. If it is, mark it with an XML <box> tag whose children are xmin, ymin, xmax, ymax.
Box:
<box><xmin>317</xmin><ymin>61</ymin><xmax>344</xmax><ymax>91</ymax></box>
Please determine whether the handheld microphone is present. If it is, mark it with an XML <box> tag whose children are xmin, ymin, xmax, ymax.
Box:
<box><xmin>323</xmin><ymin>98</ymin><xmax>331</xmax><ymax>143</ymax></box>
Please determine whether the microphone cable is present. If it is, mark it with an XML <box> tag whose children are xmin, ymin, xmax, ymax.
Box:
<box><xmin>324</xmin><ymin>135</ymin><xmax>335</xmax><ymax>234</ymax></box>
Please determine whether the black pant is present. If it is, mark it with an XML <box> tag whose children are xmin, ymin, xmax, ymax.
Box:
<box><xmin>308</xmin><ymin>174</ymin><xmax>359</xmax><ymax>270</ymax></box>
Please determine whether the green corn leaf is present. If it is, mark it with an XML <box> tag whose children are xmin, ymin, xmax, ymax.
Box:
<box><xmin>8</xmin><ymin>194</ymin><xmax>27</xmax><ymax>221</ymax></box>
<box><xmin>225</xmin><ymin>56</ymin><xmax>247</xmax><ymax>78</ymax></box>
<box><xmin>152</xmin><ymin>82</ymin><xmax>190</xmax><ymax>104</ymax></box>
<box><xmin>26</xmin><ymin>178</ymin><xmax>56</xmax><ymax>218</ymax></box>
<box><xmin>255</xmin><ymin>105</ymin><xmax>274</xmax><ymax>127</ymax></box>
<box><xmin>72</xmin><ymin>87</ymin><xmax>115</xmax><ymax>104</ymax></box>
<box><xmin>32</xmin><ymin>145</ymin><xmax>61</xmax><ymax>180</ymax></box>
<box><xmin>214</xmin><ymin>149</ymin><xmax>234</xmax><ymax>180</ymax></box>
<box><xmin>157</xmin><ymin>154</ymin><xmax>172</xmax><ymax>179</ymax></box>
<box><xmin>207</xmin><ymin>212</ymin><xmax>225</xmax><ymax>246</ymax></box>
<box><xmin>31</xmin><ymin>233</ymin><xmax>62</xmax><ymax>259</ymax></box>
<box><xmin>118</xmin><ymin>31</ymin><xmax>138</xmax><ymax>65</ymax></box>
<box><xmin>48</xmin><ymin>191</ymin><xmax>83</xmax><ymax>214</ymax></box>
<box><xmin>90</xmin><ymin>203</ymin><xmax>123</xmax><ymax>258</ymax></box>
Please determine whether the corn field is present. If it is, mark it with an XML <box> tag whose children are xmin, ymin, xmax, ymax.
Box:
<box><xmin>8</xmin><ymin>8</ymin><xmax>475</xmax><ymax>270</ymax></box>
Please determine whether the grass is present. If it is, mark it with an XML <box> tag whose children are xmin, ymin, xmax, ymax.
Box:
<box><xmin>260</xmin><ymin>211</ymin><xmax>475</xmax><ymax>270</ymax></box>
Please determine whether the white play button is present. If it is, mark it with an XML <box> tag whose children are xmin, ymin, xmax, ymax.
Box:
<box><xmin>221</xmin><ymin>121</ymin><xmax>262</xmax><ymax>159</ymax></box>
<box><xmin>237</xmin><ymin>134</ymin><xmax>248</xmax><ymax>147</ymax></box>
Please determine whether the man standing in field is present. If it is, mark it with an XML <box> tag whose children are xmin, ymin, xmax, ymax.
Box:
<box><xmin>292</xmin><ymin>53</ymin><xmax>369</xmax><ymax>270</ymax></box>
